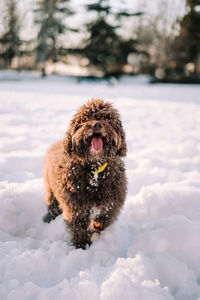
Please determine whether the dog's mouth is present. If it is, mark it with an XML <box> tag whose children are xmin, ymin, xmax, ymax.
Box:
<box><xmin>91</xmin><ymin>134</ymin><xmax>103</xmax><ymax>152</ymax></box>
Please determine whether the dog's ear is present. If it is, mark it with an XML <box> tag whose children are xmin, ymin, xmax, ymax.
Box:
<box><xmin>117</xmin><ymin>128</ymin><xmax>127</xmax><ymax>157</ymax></box>
<box><xmin>63</xmin><ymin>131</ymin><xmax>72</xmax><ymax>156</ymax></box>
<box><xmin>111</xmin><ymin>113</ymin><xmax>127</xmax><ymax>157</ymax></box>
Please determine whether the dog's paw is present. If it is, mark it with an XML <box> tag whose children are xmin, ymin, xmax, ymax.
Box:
<box><xmin>88</xmin><ymin>220</ymin><xmax>103</xmax><ymax>234</ymax></box>
<box><xmin>42</xmin><ymin>212</ymin><xmax>53</xmax><ymax>223</ymax></box>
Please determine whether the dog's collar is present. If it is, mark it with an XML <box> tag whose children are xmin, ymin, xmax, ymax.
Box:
<box><xmin>91</xmin><ymin>162</ymin><xmax>108</xmax><ymax>175</ymax></box>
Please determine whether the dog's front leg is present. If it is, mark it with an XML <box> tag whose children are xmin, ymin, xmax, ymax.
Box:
<box><xmin>66</xmin><ymin>216</ymin><xmax>92</xmax><ymax>249</ymax></box>
<box><xmin>42</xmin><ymin>197</ymin><xmax>62</xmax><ymax>223</ymax></box>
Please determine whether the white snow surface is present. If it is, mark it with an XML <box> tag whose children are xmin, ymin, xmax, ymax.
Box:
<box><xmin>0</xmin><ymin>73</ymin><xmax>200</xmax><ymax>300</ymax></box>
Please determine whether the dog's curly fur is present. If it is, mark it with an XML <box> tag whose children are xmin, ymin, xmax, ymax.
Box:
<box><xmin>43</xmin><ymin>99</ymin><xmax>127</xmax><ymax>249</ymax></box>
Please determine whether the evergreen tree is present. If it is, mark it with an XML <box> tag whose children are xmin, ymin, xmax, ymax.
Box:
<box><xmin>83</xmin><ymin>0</ymin><xmax>142</xmax><ymax>77</ymax></box>
<box><xmin>34</xmin><ymin>0</ymin><xmax>74</xmax><ymax>76</ymax></box>
<box><xmin>0</xmin><ymin>0</ymin><xmax>22</xmax><ymax>68</ymax></box>
<box><xmin>174</xmin><ymin>0</ymin><xmax>200</xmax><ymax>74</ymax></box>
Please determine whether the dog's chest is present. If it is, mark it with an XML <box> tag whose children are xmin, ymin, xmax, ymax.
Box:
<box><xmin>88</xmin><ymin>168</ymin><xmax>107</xmax><ymax>187</ymax></box>
<box><xmin>85</xmin><ymin>169</ymin><xmax>110</xmax><ymax>197</ymax></box>
<box><xmin>67</xmin><ymin>164</ymin><xmax>113</xmax><ymax>202</ymax></box>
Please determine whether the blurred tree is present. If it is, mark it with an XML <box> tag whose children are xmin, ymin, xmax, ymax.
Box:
<box><xmin>83</xmin><ymin>0</ymin><xmax>142</xmax><ymax>77</ymax></box>
<box><xmin>0</xmin><ymin>0</ymin><xmax>22</xmax><ymax>68</ymax></box>
<box><xmin>131</xmin><ymin>0</ymin><xmax>190</xmax><ymax>80</ymax></box>
<box><xmin>187</xmin><ymin>0</ymin><xmax>200</xmax><ymax>10</ymax></box>
<box><xmin>134</xmin><ymin>0</ymin><xmax>179</xmax><ymax>77</ymax></box>
<box><xmin>174</xmin><ymin>0</ymin><xmax>200</xmax><ymax>74</ymax></box>
<box><xmin>34</xmin><ymin>0</ymin><xmax>74</xmax><ymax>76</ymax></box>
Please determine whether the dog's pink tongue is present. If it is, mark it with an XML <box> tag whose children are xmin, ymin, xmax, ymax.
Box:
<box><xmin>91</xmin><ymin>136</ymin><xmax>103</xmax><ymax>151</ymax></box>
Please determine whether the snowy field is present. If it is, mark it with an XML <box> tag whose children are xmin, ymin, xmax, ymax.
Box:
<box><xmin>0</xmin><ymin>73</ymin><xmax>200</xmax><ymax>300</ymax></box>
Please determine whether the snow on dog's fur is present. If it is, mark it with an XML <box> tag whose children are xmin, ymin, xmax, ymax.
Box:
<box><xmin>43</xmin><ymin>99</ymin><xmax>127</xmax><ymax>249</ymax></box>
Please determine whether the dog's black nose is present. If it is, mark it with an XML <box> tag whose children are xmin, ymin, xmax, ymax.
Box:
<box><xmin>93</xmin><ymin>122</ymin><xmax>102</xmax><ymax>131</ymax></box>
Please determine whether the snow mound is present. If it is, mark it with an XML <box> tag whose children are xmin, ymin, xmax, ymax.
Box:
<box><xmin>0</xmin><ymin>76</ymin><xmax>200</xmax><ymax>300</ymax></box>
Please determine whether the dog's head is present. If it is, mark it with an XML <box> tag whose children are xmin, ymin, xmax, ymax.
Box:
<box><xmin>64</xmin><ymin>99</ymin><xmax>127</xmax><ymax>161</ymax></box>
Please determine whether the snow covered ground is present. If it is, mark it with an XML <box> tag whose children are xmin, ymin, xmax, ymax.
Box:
<box><xmin>0</xmin><ymin>73</ymin><xmax>200</xmax><ymax>300</ymax></box>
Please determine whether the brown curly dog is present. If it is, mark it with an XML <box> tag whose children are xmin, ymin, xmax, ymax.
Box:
<box><xmin>43</xmin><ymin>99</ymin><xmax>127</xmax><ymax>249</ymax></box>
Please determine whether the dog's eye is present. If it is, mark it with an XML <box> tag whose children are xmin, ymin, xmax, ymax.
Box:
<box><xmin>75</xmin><ymin>121</ymin><xmax>86</xmax><ymax>131</ymax></box>
<box><xmin>104</xmin><ymin>114</ymin><xmax>113</xmax><ymax>122</ymax></box>
<box><xmin>75</xmin><ymin>124</ymin><xmax>81</xmax><ymax>131</ymax></box>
